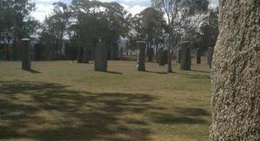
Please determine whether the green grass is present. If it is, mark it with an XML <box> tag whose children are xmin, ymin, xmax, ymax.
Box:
<box><xmin>0</xmin><ymin>58</ymin><xmax>211</xmax><ymax>141</ymax></box>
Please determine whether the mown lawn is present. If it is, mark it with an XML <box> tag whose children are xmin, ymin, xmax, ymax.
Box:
<box><xmin>0</xmin><ymin>58</ymin><xmax>211</xmax><ymax>141</ymax></box>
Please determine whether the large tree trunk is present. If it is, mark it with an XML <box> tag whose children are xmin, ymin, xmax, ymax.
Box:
<box><xmin>210</xmin><ymin>1</ymin><xmax>260</xmax><ymax>141</ymax></box>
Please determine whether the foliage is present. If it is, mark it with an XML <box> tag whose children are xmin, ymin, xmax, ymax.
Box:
<box><xmin>0</xmin><ymin>0</ymin><xmax>36</xmax><ymax>43</ymax></box>
<box><xmin>151</xmin><ymin>0</ymin><xmax>209</xmax><ymax>72</ymax></box>
<box><xmin>0</xmin><ymin>0</ymin><xmax>37</xmax><ymax>60</ymax></box>
<box><xmin>134</xmin><ymin>8</ymin><xmax>165</xmax><ymax>47</ymax></box>
<box><xmin>68</xmin><ymin>0</ymin><xmax>131</xmax><ymax>62</ymax></box>
<box><xmin>39</xmin><ymin>2</ymin><xmax>71</xmax><ymax>60</ymax></box>
<box><xmin>198</xmin><ymin>7</ymin><xmax>219</xmax><ymax>51</ymax></box>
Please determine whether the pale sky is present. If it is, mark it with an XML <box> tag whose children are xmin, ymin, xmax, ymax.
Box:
<box><xmin>31</xmin><ymin>0</ymin><xmax>219</xmax><ymax>22</ymax></box>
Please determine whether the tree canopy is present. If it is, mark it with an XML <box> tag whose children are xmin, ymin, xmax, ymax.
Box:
<box><xmin>0</xmin><ymin>0</ymin><xmax>218</xmax><ymax>63</ymax></box>
<box><xmin>151</xmin><ymin>0</ymin><xmax>210</xmax><ymax>72</ymax></box>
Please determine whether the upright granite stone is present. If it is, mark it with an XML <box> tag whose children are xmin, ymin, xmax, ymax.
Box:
<box><xmin>147</xmin><ymin>48</ymin><xmax>154</xmax><ymax>62</ymax></box>
<box><xmin>21</xmin><ymin>38</ymin><xmax>31</xmax><ymax>70</ymax></box>
<box><xmin>180</xmin><ymin>45</ymin><xmax>191</xmax><ymax>70</ymax></box>
<box><xmin>82</xmin><ymin>46</ymin><xmax>90</xmax><ymax>63</ymax></box>
<box><xmin>137</xmin><ymin>41</ymin><xmax>146</xmax><ymax>71</ymax></box>
<box><xmin>207</xmin><ymin>47</ymin><xmax>214</xmax><ymax>68</ymax></box>
<box><xmin>77</xmin><ymin>46</ymin><xmax>83</xmax><ymax>63</ymax></box>
<box><xmin>176</xmin><ymin>48</ymin><xmax>181</xmax><ymax>63</ymax></box>
<box><xmin>164</xmin><ymin>50</ymin><xmax>168</xmax><ymax>64</ymax></box>
<box><xmin>158</xmin><ymin>48</ymin><xmax>166</xmax><ymax>66</ymax></box>
<box><xmin>196</xmin><ymin>48</ymin><xmax>202</xmax><ymax>64</ymax></box>
<box><xmin>94</xmin><ymin>41</ymin><xmax>107</xmax><ymax>72</ymax></box>
<box><xmin>34</xmin><ymin>43</ymin><xmax>41</xmax><ymax>61</ymax></box>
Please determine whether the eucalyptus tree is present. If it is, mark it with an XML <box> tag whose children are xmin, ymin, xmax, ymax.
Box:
<box><xmin>198</xmin><ymin>7</ymin><xmax>219</xmax><ymax>51</ymax></box>
<box><xmin>71</xmin><ymin>0</ymin><xmax>131</xmax><ymax>62</ymax></box>
<box><xmin>70</xmin><ymin>0</ymin><xmax>100</xmax><ymax>63</ymax></box>
<box><xmin>0</xmin><ymin>0</ymin><xmax>36</xmax><ymax>60</ymax></box>
<box><xmin>152</xmin><ymin>0</ymin><xmax>209</xmax><ymax>72</ymax></box>
<box><xmin>105</xmin><ymin>2</ymin><xmax>131</xmax><ymax>59</ymax></box>
<box><xmin>135</xmin><ymin>7</ymin><xmax>165</xmax><ymax>62</ymax></box>
<box><xmin>40</xmin><ymin>2</ymin><xmax>71</xmax><ymax>60</ymax></box>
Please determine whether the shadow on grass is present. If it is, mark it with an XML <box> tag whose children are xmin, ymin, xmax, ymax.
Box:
<box><xmin>150</xmin><ymin>107</ymin><xmax>209</xmax><ymax>125</ymax></box>
<box><xmin>106</xmin><ymin>71</ymin><xmax>123</xmax><ymax>75</ymax></box>
<box><xmin>191</xmin><ymin>69</ymin><xmax>210</xmax><ymax>74</ymax></box>
<box><xmin>174</xmin><ymin>107</ymin><xmax>210</xmax><ymax>116</ymax></box>
<box><xmin>0</xmin><ymin>81</ymin><xmax>209</xmax><ymax>141</ymax></box>
<box><xmin>94</xmin><ymin>71</ymin><xmax>123</xmax><ymax>75</ymax></box>
<box><xmin>145</xmin><ymin>70</ymin><xmax>168</xmax><ymax>75</ymax></box>
<box><xmin>150</xmin><ymin>113</ymin><xmax>207</xmax><ymax>124</ymax></box>
<box><xmin>0</xmin><ymin>81</ymin><xmax>157</xmax><ymax>141</ymax></box>
<box><xmin>24</xmin><ymin>69</ymin><xmax>41</xmax><ymax>74</ymax></box>
<box><xmin>176</xmin><ymin>71</ymin><xmax>210</xmax><ymax>79</ymax></box>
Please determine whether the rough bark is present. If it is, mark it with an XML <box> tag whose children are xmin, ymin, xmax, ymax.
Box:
<box><xmin>137</xmin><ymin>41</ymin><xmax>146</xmax><ymax>71</ymax></box>
<box><xmin>210</xmin><ymin>1</ymin><xmax>260</xmax><ymax>141</ymax></box>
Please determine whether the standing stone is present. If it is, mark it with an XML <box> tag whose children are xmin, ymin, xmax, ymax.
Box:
<box><xmin>207</xmin><ymin>47</ymin><xmax>214</xmax><ymax>68</ymax></box>
<box><xmin>21</xmin><ymin>38</ymin><xmax>31</xmax><ymax>70</ymax></box>
<box><xmin>196</xmin><ymin>48</ymin><xmax>202</xmax><ymax>64</ymax></box>
<box><xmin>82</xmin><ymin>46</ymin><xmax>90</xmax><ymax>63</ymax></box>
<box><xmin>34</xmin><ymin>43</ymin><xmax>41</xmax><ymax>61</ymax></box>
<box><xmin>147</xmin><ymin>48</ymin><xmax>154</xmax><ymax>62</ymax></box>
<box><xmin>210</xmin><ymin>1</ymin><xmax>260</xmax><ymax>141</ymax></box>
<box><xmin>164</xmin><ymin>50</ymin><xmax>168</xmax><ymax>64</ymax></box>
<box><xmin>158</xmin><ymin>48</ymin><xmax>166</xmax><ymax>66</ymax></box>
<box><xmin>11</xmin><ymin>40</ymin><xmax>18</xmax><ymax>60</ymax></box>
<box><xmin>180</xmin><ymin>45</ymin><xmax>191</xmax><ymax>70</ymax></box>
<box><xmin>94</xmin><ymin>41</ymin><xmax>107</xmax><ymax>72</ymax></box>
<box><xmin>119</xmin><ymin>47</ymin><xmax>123</xmax><ymax>60</ymax></box>
<box><xmin>137</xmin><ymin>41</ymin><xmax>146</xmax><ymax>71</ymax></box>
<box><xmin>77</xmin><ymin>46</ymin><xmax>83</xmax><ymax>63</ymax></box>
<box><xmin>176</xmin><ymin>48</ymin><xmax>181</xmax><ymax>63</ymax></box>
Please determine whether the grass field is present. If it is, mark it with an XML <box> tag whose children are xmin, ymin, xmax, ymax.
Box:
<box><xmin>0</xmin><ymin>58</ymin><xmax>211</xmax><ymax>141</ymax></box>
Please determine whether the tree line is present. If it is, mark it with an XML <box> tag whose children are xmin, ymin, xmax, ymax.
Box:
<box><xmin>0</xmin><ymin>0</ymin><xmax>218</xmax><ymax>71</ymax></box>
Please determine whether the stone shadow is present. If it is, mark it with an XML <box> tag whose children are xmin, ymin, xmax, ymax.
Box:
<box><xmin>25</xmin><ymin>69</ymin><xmax>41</xmax><ymax>74</ymax></box>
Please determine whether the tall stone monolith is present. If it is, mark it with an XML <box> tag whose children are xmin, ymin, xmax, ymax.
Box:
<box><xmin>94</xmin><ymin>41</ymin><xmax>107</xmax><ymax>72</ymax></box>
<box><xmin>21</xmin><ymin>38</ymin><xmax>31</xmax><ymax>70</ymax></box>
<box><xmin>180</xmin><ymin>45</ymin><xmax>191</xmax><ymax>70</ymax></box>
<box><xmin>196</xmin><ymin>48</ymin><xmax>202</xmax><ymax>64</ymax></box>
<box><xmin>137</xmin><ymin>41</ymin><xmax>146</xmax><ymax>71</ymax></box>
<box><xmin>207</xmin><ymin>47</ymin><xmax>214</xmax><ymax>68</ymax></box>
